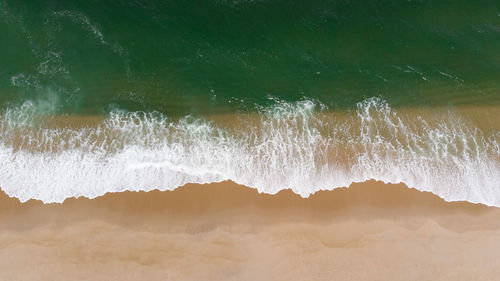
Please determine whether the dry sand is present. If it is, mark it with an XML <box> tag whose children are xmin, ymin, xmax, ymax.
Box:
<box><xmin>0</xmin><ymin>180</ymin><xmax>499</xmax><ymax>280</ymax></box>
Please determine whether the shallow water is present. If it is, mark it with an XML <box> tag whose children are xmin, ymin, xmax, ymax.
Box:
<box><xmin>0</xmin><ymin>98</ymin><xmax>498</xmax><ymax>205</ymax></box>
<box><xmin>0</xmin><ymin>0</ymin><xmax>499</xmax><ymax>204</ymax></box>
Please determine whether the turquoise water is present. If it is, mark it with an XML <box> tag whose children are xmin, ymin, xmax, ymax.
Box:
<box><xmin>0</xmin><ymin>1</ymin><xmax>499</xmax><ymax>204</ymax></box>
<box><xmin>1</xmin><ymin>0</ymin><xmax>500</xmax><ymax>115</ymax></box>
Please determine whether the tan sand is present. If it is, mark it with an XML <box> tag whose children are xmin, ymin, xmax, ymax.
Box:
<box><xmin>0</xmin><ymin>180</ymin><xmax>499</xmax><ymax>281</ymax></box>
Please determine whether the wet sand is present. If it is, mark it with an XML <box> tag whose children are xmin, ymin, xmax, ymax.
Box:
<box><xmin>0</xmin><ymin>180</ymin><xmax>499</xmax><ymax>280</ymax></box>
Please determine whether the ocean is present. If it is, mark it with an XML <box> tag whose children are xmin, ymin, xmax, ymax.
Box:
<box><xmin>0</xmin><ymin>0</ymin><xmax>499</xmax><ymax>205</ymax></box>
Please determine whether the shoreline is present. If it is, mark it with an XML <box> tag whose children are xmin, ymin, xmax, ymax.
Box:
<box><xmin>1</xmin><ymin>99</ymin><xmax>498</xmax><ymax>206</ymax></box>
<box><xmin>1</xmin><ymin>180</ymin><xmax>500</xmax><ymax>280</ymax></box>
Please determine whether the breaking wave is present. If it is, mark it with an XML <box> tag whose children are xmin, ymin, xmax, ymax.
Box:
<box><xmin>0</xmin><ymin>97</ymin><xmax>499</xmax><ymax>205</ymax></box>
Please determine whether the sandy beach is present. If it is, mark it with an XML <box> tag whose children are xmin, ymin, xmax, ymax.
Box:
<box><xmin>2</xmin><ymin>1</ymin><xmax>500</xmax><ymax>280</ymax></box>
<box><xmin>1</xmin><ymin>180</ymin><xmax>499</xmax><ymax>281</ymax></box>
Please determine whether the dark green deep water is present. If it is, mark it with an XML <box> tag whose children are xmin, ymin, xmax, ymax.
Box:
<box><xmin>1</xmin><ymin>0</ymin><xmax>500</xmax><ymax>116</ymax></box>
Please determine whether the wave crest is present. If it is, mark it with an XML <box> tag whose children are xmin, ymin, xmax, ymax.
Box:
<box><xmin>0</xmin><ymin>98</ymin><xmax>499</xmax><ymax>205</ymax></box>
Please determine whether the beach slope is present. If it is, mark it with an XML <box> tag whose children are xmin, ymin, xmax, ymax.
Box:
<box><xmin>0</xmin><ymin>180</ymin><xmax>499</xmax><ymax>281</ymax></box>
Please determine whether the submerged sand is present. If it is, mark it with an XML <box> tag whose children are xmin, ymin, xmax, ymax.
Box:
<box><xmin>0</xmin><ymin>180</ymin><xmax>499</xmax><ymax>280</ymax></box>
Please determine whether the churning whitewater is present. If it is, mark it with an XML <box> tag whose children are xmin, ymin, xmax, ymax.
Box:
<box><xmin>0</xmin><ymin>97</ymin><xmax>499</xmax><ymax>205</ymax></box>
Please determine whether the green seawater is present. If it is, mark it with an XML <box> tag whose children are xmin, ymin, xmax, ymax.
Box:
<box><xmin>1</xmin><ymin>0</ymin><xmax>499</xmax><ymax>116</ymax></box>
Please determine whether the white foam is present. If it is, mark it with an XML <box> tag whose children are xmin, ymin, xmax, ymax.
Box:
<box><xmin>0</xmin><ymin>98</ymin><xmax>499</xmax><ymax>205</ymax></box>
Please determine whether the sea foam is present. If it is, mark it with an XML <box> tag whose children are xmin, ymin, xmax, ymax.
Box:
<box><xmin>0</xmin><ymin>98</ymin><xmax>499</xmax><ymax>205</ymax></box>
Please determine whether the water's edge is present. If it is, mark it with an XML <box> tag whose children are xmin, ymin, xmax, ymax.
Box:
<box><xmin>1</xmin><ymin>98</ymin><xmax>499</xmax><ymax>205</ymax></box>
